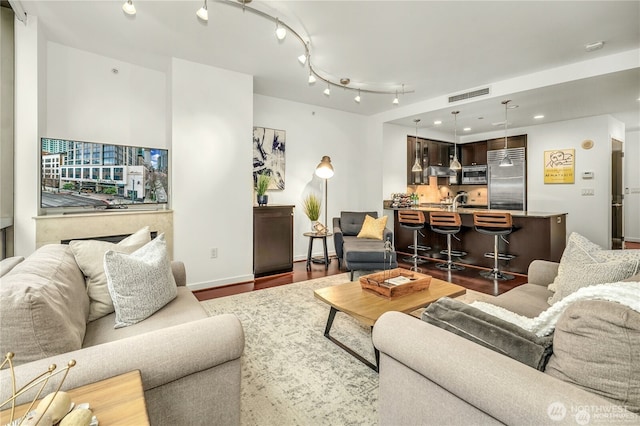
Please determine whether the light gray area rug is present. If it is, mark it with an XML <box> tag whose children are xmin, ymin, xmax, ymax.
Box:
<box><xmin>201</xmin><ymin>273</ymin><xmax>379</xmax><ymax>426</ymax></box>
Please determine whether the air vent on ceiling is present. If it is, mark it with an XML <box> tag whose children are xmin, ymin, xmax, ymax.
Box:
<box><xmin>448</xmin><ymin>87</ymin><xmax>491</xmax><ymax>103</ymax></box>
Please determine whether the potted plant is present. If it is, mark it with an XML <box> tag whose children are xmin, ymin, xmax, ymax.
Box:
<box><xmin>256</xmin><ymin>174</ymin><xmax>271</xmax><ymax>206</ymax></box>
<box><xmin>302</xmin><ymin>194</ymin><xmax>321</xmax><ymax>231</ymax></box>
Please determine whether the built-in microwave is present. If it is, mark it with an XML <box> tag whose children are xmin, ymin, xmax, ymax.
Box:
<box><xmin>461</xmin><ymin>165</ymin><xmax>488</xmax><ymax>184</ymax></box>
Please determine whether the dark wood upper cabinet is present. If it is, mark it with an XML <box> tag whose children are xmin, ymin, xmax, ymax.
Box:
<box><xmin>487</xmin><ymin>135</ymin><xmax>527</xmax><ymax>151</ymax></box>
<box><xmin>461</xmin><ymin>141</ymin><xmax>488</xmax><ymax>166</ymax></box>
<box><xmin>407</xmin><ymin>136</ymin><xmax>455</xmax><ymax>185</ymax></box>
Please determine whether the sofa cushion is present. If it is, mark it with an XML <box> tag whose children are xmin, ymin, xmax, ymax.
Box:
<box><xmin>343</xmin><ymin>236</ymin><xmax>391</xmax><ymax>262</ymax></box>
<box><xmin>545</xmin><ymin>300</ymin><xmax>640</xmax><ymax>414</ymax></box>
<box><xmin>340</xmin><ymin>211</ymin><xmax>377</xmax><ymax>236</ymax></box>
<box><xmin>83</xmin><ymin>287</ymin><xmax>207</xmax><ymax>347</ymax></box>
<box><xmin>422</xmin><ymin>297</ymin><xmax>553</xmax><ymax>370</ymax></box>
<box><xmin>491</xmin><ymin>283</ymin><xmax>554</xmax><ymax>318</ymax></box>
<box><xmin>0</xmin><ymin>245</ymin><xmax>89</xmax><ymax>365</ymax></box>
<box><xmin>70</xmin><ymin>226</ymin><xmax>151</xmax><ymax>321</ymax></box>
<box><xmin>548</xmin><ymin>260</ymin><xmax>639</xmax><ymax>305</ymax></box>
<box><xmin>357</xmin><ymin>215</ymin><xmax>388</xmax><ymax>240</ymax></box>
<box><xmin>105</xmin><ymin>234</ymin><xmax>177</xmax><ymax>328</ymax></box>
<box><xmin>0</xmin><ymin>256</ymin><xmax>24</xmax><ymax>278</ymax></box>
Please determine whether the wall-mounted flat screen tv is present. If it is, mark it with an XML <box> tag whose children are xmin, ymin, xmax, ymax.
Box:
<box><xmin>41</xmin><ymin>138</ymin><xmax>169</xmax><ymax>210</ymax></box>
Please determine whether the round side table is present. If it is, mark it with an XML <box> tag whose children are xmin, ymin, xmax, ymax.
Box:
<box><xmin>303</xmin><ymin>232</ymin><xmax>333</xmax><ymax>270</ymax></box>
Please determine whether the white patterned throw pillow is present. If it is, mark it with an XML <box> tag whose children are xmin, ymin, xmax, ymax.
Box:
<box><xmin>104</xmin><ymin>233</ymin><xmax>177</xmax><ymax>328</ymax></box>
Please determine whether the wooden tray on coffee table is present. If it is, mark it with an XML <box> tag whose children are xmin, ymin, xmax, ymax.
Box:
<box><xmin>359</xmin><ymin>268</ymin><xmax>432</xmax><ymax>299</ymax></box>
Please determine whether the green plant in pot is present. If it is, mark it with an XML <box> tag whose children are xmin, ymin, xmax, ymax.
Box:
<box><xmin>256</xmin><ymin>174</ymin><xmax>271</xmax><ymax>206</ymax></box>
<box><xmin>302</xmin><ymin>194</ymin><xmax>322</xmax><ymax>231</ymax></box>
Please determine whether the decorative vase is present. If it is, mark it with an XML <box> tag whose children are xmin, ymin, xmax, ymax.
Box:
<box><xmin>311</xmin><ymin>221</ymin><xmax>319</xmax><ymax>232</ymax></box>
<box><xmin>257</xmin><ymin>195</ymin><xmax>268</xmax><ymax>206</ymax></box>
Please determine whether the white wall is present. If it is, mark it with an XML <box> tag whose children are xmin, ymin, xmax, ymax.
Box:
<box><xmin>13</xmin><ymin>15</ymin><xmax>42</xmax><ymax>255</ymax></box>
<box><xmin>46</xmin><ymin>42</ymin><xmax>166</xmax><ymax>147</ymax></box>
<box><xmin>253</xmin><ymin>94</ymin><xmax>370</xmax><ymax>261</ymax></box>
<box><xmin>625</xmin><ymin>130</ymin><xmax>640</xmax><ymax>243</ymax></box>
<box><xmin>171</xmin><ymin>59</ymin><xmax>253</xmax><ymax>289</ymax></box>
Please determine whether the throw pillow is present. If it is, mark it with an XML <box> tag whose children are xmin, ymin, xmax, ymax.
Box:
<box><xmin>70</xmin><ymin>226</ymin><xmax>151</xmax><ymax>321</ymax></box>
<box><xmin>422</xmin><ymin>297</ymin><xmax>553</xmax><ymax>370</ymax></box>
<box><xmin>104</xmin><ymin>233</ymin><xmax>177</xmax><ymax>328</ymax></box>
<box><xmin>548</xmin><ymin>259</ymin><xmax>639</xmax><ymax>305</ymax></box>
<box><xmin>545</xmin><ymin>300</ymin><xmax>640</xmax><ymax>414</ymax></box>
<box><xmin>357</xmin><ymin>215</ymin><xmax>388</xmax><ymax>240</ymax></box>
<box><xmin>548</xmin><ymin>232</ymin><xmax>601</xmax><ymax>292</ymax></box>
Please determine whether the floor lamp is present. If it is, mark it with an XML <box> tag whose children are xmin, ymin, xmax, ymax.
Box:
<box><xmin>315</xmin><ymin>156</ymin><xmax>334</xmax><ymax>234</ymax></box>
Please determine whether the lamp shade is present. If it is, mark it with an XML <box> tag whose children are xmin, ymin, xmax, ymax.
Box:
<box><xmin>315</xmin><ymin>156</ymin><xmax>334</xmax><ymax>179</ymax></box>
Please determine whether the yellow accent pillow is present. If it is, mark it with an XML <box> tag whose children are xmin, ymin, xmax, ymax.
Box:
<box><xmin>357</xmin><ymin>215</ymin><xmax>388</xmax><ymax>240</ymax></box>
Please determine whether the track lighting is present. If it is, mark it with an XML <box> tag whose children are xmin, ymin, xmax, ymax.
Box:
<box><xmin>275</xmin><ymin>18</ymin><xmax>286</xmax><ymax>40</ymax></box>
<box><xmin>298</xmin><ymin>54</ymin><xmax>307</xmax><ymax>65</ymax></box>
<box><xmin>122</xmin><ymin>0</ymin><xmax>136</xmax><ymax>15</ymax></box>
<box><xmin>196</xmin><ymin>0</ymin><xmax>208</xmax><ymax>21</ymax></box>
<box><xmin>324</xmin><ymin>84</ymin><xmax>331</xmax><ymax>96</ymax></box>
<box><xmin>308</xmin><ymin>70</ymin><xmax>316</xmax><ymax>84</ymax></box>
<box><xmin>393</xmin><ymin>91</ymin><xmax>399</xmax><ymax>105</ymax></box>
<box><xmin>354</xmin><ymin>90</ymin><xmax>361</xmax><ymax>103</ymax></box>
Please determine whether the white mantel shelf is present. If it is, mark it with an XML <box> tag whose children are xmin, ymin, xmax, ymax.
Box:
<box><xmin>34</xmin><ymin>210</ymin><xmax>174</xmax><ymax>257</ymax></box>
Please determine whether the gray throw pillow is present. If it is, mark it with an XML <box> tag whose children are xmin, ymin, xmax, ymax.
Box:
<box><xmin>104</xmin><ymin>234</ymin><xmax>177</xmax><ymax>328</ymax></box>
<box><xmin>422</xmin><ymin>297</ymin><xmax>553</xmax><ymax>370</ymax></box>
<box><xmin>340</xmin><ymin>211</ymin><xmax>378</xmax><ymax>236</ymax></box>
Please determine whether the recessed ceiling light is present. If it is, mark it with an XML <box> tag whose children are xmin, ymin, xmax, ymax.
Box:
<box><xmin>534</xmin><ymin>115</ymin><xmax>545</xmax><ymax>119</ymax></box>
<box><xmin>585</xmin><ymin>41</ymin><xmax>605</xmax><ymax>52</ymax></box>
<box><xmin>434</xmin><ymin>120</ymin><xmax>442</xmax><ymax>125</ymax></box>
<box><xmin>463</xmin><ymin>127</ymin><xmax>471</xmax><ymax>132</ymax></box>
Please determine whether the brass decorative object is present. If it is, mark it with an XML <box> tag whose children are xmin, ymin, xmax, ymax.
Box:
<box><xmin>1</xmin><ymin>352</ymin><xmax>76</xmax><ymax>426</ymax></box>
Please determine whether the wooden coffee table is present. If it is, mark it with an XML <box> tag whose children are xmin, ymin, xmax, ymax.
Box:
<box><xmin>314</xmin><ymin>276</ymin><xmax>466</xmax><ymax>371</ymax></box>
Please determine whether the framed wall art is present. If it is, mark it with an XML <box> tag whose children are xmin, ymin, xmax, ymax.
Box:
<box><xmin>253</xmin><ymin>127</ymin><xmax>285</xmax><ymax>190</ymax></box>
<box><xmin>544</xmin><ymin>149</ymin><xmax>575</xmax><ymax>184</ymax></box>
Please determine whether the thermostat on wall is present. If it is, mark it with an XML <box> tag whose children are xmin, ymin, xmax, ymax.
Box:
<box><xmin>582</xmin><ymin>171</ymin><xmax>594</xmax><ymax>179</ymax></box>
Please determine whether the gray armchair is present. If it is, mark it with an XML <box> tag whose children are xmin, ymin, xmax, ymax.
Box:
<box><xmin>333</xmin><ymin>211</ymin><xmax>397</xmax><ymax>280</ymax></box>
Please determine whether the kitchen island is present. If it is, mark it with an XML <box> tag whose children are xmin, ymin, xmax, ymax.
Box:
<box><xmin>384</xmin><ymin>202</ymin><xmax>567</xmax><ymax>274</ymax></box>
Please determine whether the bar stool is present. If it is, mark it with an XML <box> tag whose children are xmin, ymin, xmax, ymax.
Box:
<box><xmin>429</xmin><ymin>211</ymin><xmax>465</xmax><ymax>271</ymax></box>
<box><xmin>398</xmin><ymin>210</ymin><xmax>428</xmax><ymax>272</ymax></box>
<box><xmin>473</xmin><ymin>211</ymin><xmax>515</xmax><ymax>280</ymax></box>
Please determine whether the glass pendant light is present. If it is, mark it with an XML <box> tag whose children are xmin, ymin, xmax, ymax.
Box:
<box><xmin>411</xmin><ymin>119</ymin><xmax>422</xmax><ymax>172</ymax></box>
<box><xmin>449</xmin><ymin>111</ymin><xmax>462</xmax><ymax>171</ymax></box>
<box><xmin>499</xmin><ymin>100</ymin><xmax>514</xmax><ymax>167</ymax></box>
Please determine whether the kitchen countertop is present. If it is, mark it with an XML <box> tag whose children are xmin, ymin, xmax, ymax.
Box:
<box><xmin>383</xmin><ymin>201</ymin><xmax>566</xmax><ymax>218</ymax></box>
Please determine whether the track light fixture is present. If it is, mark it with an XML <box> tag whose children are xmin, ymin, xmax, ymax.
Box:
<box><xmin>196</xmin><ymin>0</ymin><xmax>208</xmax><ymax>21</ymax></box>
<box><xmin>120</xmin><ymin>1</ymin><xmax>411</xmax><ymax>102</ymax></box>
<box><xmin>275</xmin><ymin>18</ymin><xmax>287</xmax><ymax>40</ymax></box>
<box><xmin>122</xmin><ymin>0</ymin><xmax>136</xmax><ymax>15</ymax></box>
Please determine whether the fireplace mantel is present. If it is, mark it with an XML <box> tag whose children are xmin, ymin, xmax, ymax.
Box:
<box><xmin>34</xmin><ymin>210</ymin><xmax>174</xmax><ymax>257</ymax></box>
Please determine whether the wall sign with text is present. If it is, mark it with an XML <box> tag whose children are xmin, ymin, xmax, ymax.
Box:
<box><xmin>544</xmin><ymin>149</ymin><xmax>575</xmax><ymax>184</ymax></box>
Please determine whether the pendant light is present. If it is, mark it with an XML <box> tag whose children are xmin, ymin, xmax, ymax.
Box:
<box><xmin>499</xmin><ymin>100</ymin><xmax>514</xmax><ymax>167</ymax></box>
<box><xmin>411</xmin><ymin>119</ymin><xmax>422</xmax><ymax>172</ymax></box>
<box><xmin>449</xmin><ymin>111</ymin><xmax>462</xmax><ymax>171</ymax></box>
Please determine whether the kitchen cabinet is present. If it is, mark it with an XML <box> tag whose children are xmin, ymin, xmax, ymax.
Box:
<box><xmin>407</xmin><ymin>137</ymin><xmax>454</xmax><ymax>185</ymax></box>
<box><xmin>254</xmin><ymin>205</ymin><xmax>294</xmax><ymax>277</ymax></box>
<box><xmin>461</xmin><ymin>141</ymin><xmax>488</xmax><ymax>166</ymax></box>
<box><xmin>487</xmin><ymin>134</ymin><xmax>527</xmax><ymax>151</ymax></box>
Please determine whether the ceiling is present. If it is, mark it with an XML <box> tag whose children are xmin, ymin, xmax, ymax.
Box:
<box><xmin>14</xmin><ymin>0</ymin><xmax>640</xmax><ymax>136</ymax></box>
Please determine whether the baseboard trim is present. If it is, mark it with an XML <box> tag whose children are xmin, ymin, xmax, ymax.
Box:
<box><xmin>188</xmin><ymin>273</ymin><xmax>254</xmax><ymax>291</ymax></box>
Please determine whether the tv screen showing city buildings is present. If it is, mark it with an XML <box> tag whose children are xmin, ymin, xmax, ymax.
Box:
<box><xmin>41</xmin><ymin>138</ymin><xmax>169</xmax><ymax>210</ymax></box>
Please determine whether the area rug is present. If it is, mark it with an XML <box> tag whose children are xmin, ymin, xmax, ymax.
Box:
<box><xmin>200</xmin><ymin>273</ymin><xmax>379</xmax><ymax>426</ymax></box>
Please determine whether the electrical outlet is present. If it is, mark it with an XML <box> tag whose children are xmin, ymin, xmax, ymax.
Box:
<box><xmin>210</xmin><ymin>248</ymin><xmax>218</xmax><ymax>259</ymax></box>
<box><xmin>581</xmin><ymin>188</ymin><xmax>595</xmax><ymax>196</ymax></box>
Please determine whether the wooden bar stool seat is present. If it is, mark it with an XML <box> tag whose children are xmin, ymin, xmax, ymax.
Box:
<box><xmin>398</xmin><ymin>210</ymin><xmax>429</xmax><ymax>272</ymax></box>
<box><xmin>473</xmin><ymin>211</ymin><xmax>515</xmax><ymax>281</ymax></box>
<box><xmin>429</xmin><ymin>211</ymin><xmax>465</xmax><ymax>271</ymax></box>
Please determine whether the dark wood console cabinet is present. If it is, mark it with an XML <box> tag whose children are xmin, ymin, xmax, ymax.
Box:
<box><xmin>253</xmin><ymin>205</ymin><xmax>294</xmax><ymax>277</ymax></box>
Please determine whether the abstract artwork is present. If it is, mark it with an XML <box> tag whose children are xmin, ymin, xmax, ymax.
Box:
<box><xmin>253</xmin><ymin>127</ymin><xmax>286</xmax><ymax>190</ymax></box>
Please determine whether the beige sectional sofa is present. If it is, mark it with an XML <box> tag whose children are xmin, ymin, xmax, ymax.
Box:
<box><xmin>0</xmin><ymin>244</ymin><xmax>244</xmax><ymax>425</ymax></box>
<box><xmin>373</xmin><ymin>258</ymin><xmax>640</xmax><ymax>425</ymax></box>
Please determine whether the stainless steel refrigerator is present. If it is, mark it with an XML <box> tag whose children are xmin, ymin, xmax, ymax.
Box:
<box><xmin>488</xmin><ymin>147</ymin><xmax>526</xmax><ymax>210</ymax></box>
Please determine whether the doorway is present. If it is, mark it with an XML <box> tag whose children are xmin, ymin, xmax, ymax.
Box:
<box><xmin>611</xmin><ymin>139</ymin><xmax>624</xmax><ymax>249</ymax></box>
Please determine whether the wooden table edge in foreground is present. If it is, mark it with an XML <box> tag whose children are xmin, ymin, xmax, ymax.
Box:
<box><xmin>1</xmin><ymin>370</ymin><xmax>150</xmax><ymax>426</ymax></box>
<box><xmin>314</xmin><ymin>275</ymin><xmax>466</xmax><ymax>371</ymax></box>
